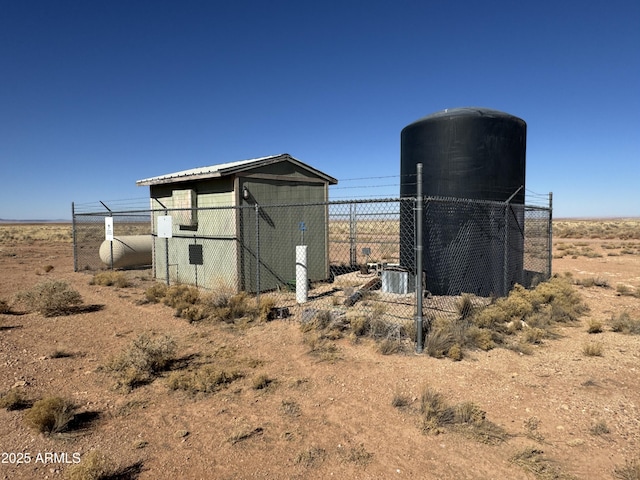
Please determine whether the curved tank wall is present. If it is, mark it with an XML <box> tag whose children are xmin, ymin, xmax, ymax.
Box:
<box><xmin>99</xmin><ymin>235</ymin><xmax>152</xmax><ymax>269</ymax></box>
<box><xmin>400</xmin><ymin>107</ymin><xmax>527</xmax><ymax>296</ymax></box>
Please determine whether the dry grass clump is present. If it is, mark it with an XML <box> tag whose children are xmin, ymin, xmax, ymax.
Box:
<box><xmin>419</xmin><ymin>386</ymin><xmax>508</xmax><ymax>444</ymax></box>
<box><xmin>300</xmin><ymin>308</ymin><xmax>409</xmax><ymax>357</ymax></box>
<box><xmin>64</xmin><ymin>450</ymin><xmax>144</xmax><ymax>480</ymax></box>
<box><xmin>167</xmin><ymin>366</ymin><xmax>242</xmax><ymax>394</ymax></box>
<box><xmin>391</xmin><ymin>393</ymin><xmax>412</xmax><ymax>409</ymax></box>
<box><xmin>340</xmin><ymin>443</ymin><xmax>373</xmax><ymax>465</ymax></box>
<box><xmin>295</xmin><ymin>446</ymin><xmax>327</xmax><ymax>467</ymax></box>
<box><xmin>610</xmin><ymin>312</ymin><xmax>640</xmax><ymax>334</ymax></box>
<box><xmin>0</xmin><ymin>299</ymin><xmax>11</xmax><ymax>314</ymax></box>
<box><xmin>511</xmin><ymin>447</ymin><xmax>572</xmax><ymax>479</ymax></box>
<box><xmin>281</xmin><ymin>399</ymin><xmax>301</xmax><ymax>417</ymax></box>
<box><xmin>64</xmin><ymin>450</ymin><xmax>110</xmax><ymax>480</ymax></box>
<box><xmin>90</xmin><ymin>271</ymin><xmax>130</xmax><ymax>288</ymax></box>
<box><xmin>142</xmin><ymin>282</ymin><xmax>273</xmax><ymax>325</ymax></box>
<box><xmin>162</xmin><ymin>284</ymin><xmax>200</xmax><ymax>312</ymax></box>
<box><xmin>14</xmin><ymin>280</ymin><xmax>83</xmax><ymax>316</ymax></box>
<box><xmin>300</xmin><ymin>310</ymin><xmax>346</xmax><ymax>352</ymax></box>
<box><xmin>202</xmin><ymin>291</ymin><xmax>256</xmax><ymax>323</ymax></box>
<box><xmin>590</xmin><ymin>419</ymin><xmax>610</xmax><ymax>435</ymax></box>
<box><xmin>614</xmin><ymin>459</ymin><xmax>640</xmax><ymax>480</ymax></box>
<box><xmin>143</xmin><ymin>282</ymin><xmax>168</xmax><ymax>303</ymax></box>
<box><xmin>302</xmin><ymin>330</ymin><xmax>342</xmax><ymax>362</ymax></box>
<box><xmin>465</xmin><ymin>277</ymin><xmax>586</xmax><ymax>349</ymax></box>
<box><xmin>106</xmin><ymin>333</ymin><xmax>176</xmax><ymax>390</ymax></box>
<box><xmin>582</xmin><ymin>342</ymin><xmax>604</xmax><ymax>357</ymax></box>
<box><xmin>378</xmin><ymin>338</ymin><xmax>404</xmax><ymax>355</ymax></box>
<box><xmin>251</xmin><ymin>373</ymin><xmax>274</xmax><ymax>390</ymax></box>
<box><xmin>0</xmin><ymin>389</ymin><xmax>29</xmax><ymax>410</ymax></box>
<box><xmin>24</xmin><ymin>396</ymin><xmax>76</xmax><ymax>434</ymax></box>
<box><xmin>587</xmin><ymin>319</ymin><xmax>603</xmax><ymax>334</ymax></box>
<box><xmin>616</xmin><ymin>284</ymin><xmax>640</xmax><ymax>298</ymax></box>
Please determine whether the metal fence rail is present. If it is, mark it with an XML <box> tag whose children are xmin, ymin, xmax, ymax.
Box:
<box><xmin>72</xmin><ymin>196</ymin><xmax>551</xmax><ymax>323</ymax></box>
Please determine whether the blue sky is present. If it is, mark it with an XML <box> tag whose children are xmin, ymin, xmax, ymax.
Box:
<box><xmin>1</xmin><ymin>0</ymin><xmax>638</xmax><ymax>220</ymax></box>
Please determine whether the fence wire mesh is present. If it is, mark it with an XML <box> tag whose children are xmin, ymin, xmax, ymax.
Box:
<box><xmin>72</xmin><ymin>196</ymin><xmax>551</xmax><ymax>322</ymax></box>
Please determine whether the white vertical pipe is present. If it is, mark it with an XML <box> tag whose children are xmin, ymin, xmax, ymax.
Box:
<box><xmin>296</xmin><ymin>245</ymin><xmax>308</xmax><ymax>304</ymax></box>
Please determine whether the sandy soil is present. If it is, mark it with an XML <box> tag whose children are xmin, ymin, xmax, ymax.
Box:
<box><xmin>0</xmin><ymin>236</ymin><xmax>639</xmax><ymax>480</ymax></box>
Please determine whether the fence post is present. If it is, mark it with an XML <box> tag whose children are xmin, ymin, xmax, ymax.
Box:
<box><xmin>503</xmin><ymin>203</ymin><xmax>509</xmax><ymax>296</ymax></box>
<box><xmin>349</xmin><ymin>204</ymin><xmax>357</xmax><ymax>266</ymax></box>
<box><xmin>548</xmin><ymin>192</ymin><xmax>553</xmax><ymax>278</ymax></box>
<box><xmin>255</xmin><ymin>203</ymin><xmax>260</xmax><ymax>304</ymax></box>
<box><xmin>71</xmin><ymin>202</ymin><xmax>78</xmax><ymax>272</ymax></box>
<box><xmin>415</xmin><ymin>163</ymin><xmax>424</xmax><ymax>354</ymax></box>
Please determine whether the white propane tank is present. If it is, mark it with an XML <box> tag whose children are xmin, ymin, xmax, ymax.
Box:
<box><xmin>99</xmin><ymin>235</ymin><xmax>152</xmax><ymax>268</ymax></box>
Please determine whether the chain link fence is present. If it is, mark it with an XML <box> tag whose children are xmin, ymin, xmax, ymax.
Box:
<box><xmin>72</xmin><ymin>196</ymin><xmax>551</xmax><ymax>322</ymax></box>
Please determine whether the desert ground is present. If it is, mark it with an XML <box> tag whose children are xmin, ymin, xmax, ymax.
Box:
<box><xmin>1</xmin><ymin>220</ymin><xmax>639</xmax><ymax>480</ymax></box>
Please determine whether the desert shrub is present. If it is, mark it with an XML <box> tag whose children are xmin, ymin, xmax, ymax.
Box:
<box><xmin>418</xmin><ymin>385</ymin><xmax>507</xmax><ymax>444</ymax></box>
<box><xmin>420</xmin><ymin>387</ymin><xmax>455</xmax><ymax>432</ymax></box>
<box><xmin>425</xmin><ymin>328</ymin><xmax>456</xmax><ymax>358</ymax></box>
<box><xmin>590</xmin><ymin>419</ymin><xmax>610</xmax><ymax>435</ymax></box>
<box><xmin>64</xmin><ymin>450</ymin><xmax>110</xmax><ymax>480</ymax></box>
<box><xmin>302</xmin><ymin>330</ymin><xmax>341</xmax><ymax>362</ymax></box>
<box><xmin>0</xmin><ymin>390</ymin><xmax>28</xmax><ymax>410</ymax></box>
<box><xmin>524</xmin><ymin>416</ymin><xmax>544</xmax><ymax>442</ymax></box>
<box><xmin>14</xmin><ymin>280</ymin><xmax>82</xmax><ymax>316</ymax></box>
<box><xmin>281</xmin><ymin>399</ymin><xmax>301</xmax><ymax>417</ymax></box>
<box><xmin>64</xmin><ymin>451</ymin><xmax>143</xmax><ymax>480</ymax></box>
<box><xmin>587</xmin><ymin>319</ymin><xmax>603</xmax><ymax>334</ymax></box>
<box><xmin>341</xmin><ymin>443</ymin><xmax>373</xmax><ymax>465</ymax></box>
<box><xmin>90</xmin><ymin>271</ymin><xmax>130</xmax><ymax>288</ymax></box>
<box><xmin>167</xmin><ymin>366</ymin><xmax>242</xmax><ymax>394</ymax></box>
<box><xmin>610</xmin><ymin>312</ymin><xmax>640</xmax><ymax>334</ymax></box>
<box><xmin>258</xmin><ymin>296</ymin><xmax>277</xmax><ymax>321</ymax></box>
<box><xmin>391</xmin><ymin>393</ymin><xmax>411</xmax><ymax>408</ymax></box>
<box><xmin>163</xmin><ymin>284</ymin><xmax>199</xmax><ymax>309</ymax></box>
<box><xmin>144</xmin><ymin>282</ymin><xmax>168</xmax><ymax>303</ymax></box>
<box><xmin>24</xmin><ymin>396</ymin><xmax>75</xmax><ymax>434</ymax></box>
<box><xmin>521</xmin><ymin>327</ymin><xmax>547</xmax><ymax>345</ymax></box>
<box><xmin>0</xmin><ymin>299</ymin><xmax>10</xmax><ymax>314</ymax></box>
<box><xmin>295</xmin><ymin>447</ymin><xmax>327</xmax><ymax>467</ymax></box>
<box><xmin>203</xmin><ymin>291</ymin><xmax>257</xmax><ymax>323</ymax></box>
<box><xmin>511</xmin><ymin>447</ymin><xmax>569</xmax><ymax>479</ymax></box>
<box><xmin>447</xmin><ymin>343</ymin><xmax>463</xmax><ymax>361</ymax></box>
<box><xmin>378</xmin><ymin>338</ymin><xmax>404</xmax><ymax>355</ymax></box>
<box><xmin>616</xmin><ymin>284</ymin><xmax>639</xmax><ymax>297</ymax></box>
<box><xmin>614</xmin><ymin>459</ymin><xmax>640</xmax><ymax>480</ymax></box>
<box><xmin>106</xmin><ymin>333</ymin><xmax>176</xmax><ymax>389</ymax></box>
<box><xmin>251</xmin><ymin>373</ymin><xmax>274</xmax><ymax>390</ymax></box>
<box><xmin>583</xmin><ymin>342</ymin><xmax>604</xmax><ymax>357</ymax></box>
<box><xmin>456</xmin><ymin>294</ymin><xmax>477</xmax><ymax>319</ymax></box>
<box><xmin>464</xmin><ymin>325</ymin><xmax>495</xmax><ymax>351</ymax></box>
<box><xmin>177</xmin><ymin>304</ymin><xmax>208</xmax><ymax>323</ymax></box>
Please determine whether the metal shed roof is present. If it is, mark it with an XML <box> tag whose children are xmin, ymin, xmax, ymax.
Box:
<box><xmin>136</xmin><ymin>153</ymin><xmax>338</xmax><ymax>186</ymax></box>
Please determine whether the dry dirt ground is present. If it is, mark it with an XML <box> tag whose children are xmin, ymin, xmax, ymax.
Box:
<box><xmin>1</xmin><ymin>226</ymin><xmax>639</xmax><ymax>480</ymax></box>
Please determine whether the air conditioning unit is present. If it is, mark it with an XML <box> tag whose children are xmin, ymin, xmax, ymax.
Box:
<box><xmin>381</xmin><ymin>270</ymin><xmax>414</xmax><ymax>294</ymax></box>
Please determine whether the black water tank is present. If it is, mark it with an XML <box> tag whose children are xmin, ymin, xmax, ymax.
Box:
<box><xmin>400</xmin><ymin>107</ymin><xmax>527</xmax><ymax>297</ymax></box>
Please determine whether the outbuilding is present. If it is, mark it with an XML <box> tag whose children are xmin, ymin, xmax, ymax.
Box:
<box><xmin>136</xmin><ymin>154</ymin><xmax>337</xmax><ymax>292</ymax></box>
